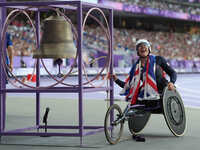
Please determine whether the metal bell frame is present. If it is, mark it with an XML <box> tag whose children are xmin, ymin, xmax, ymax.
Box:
<box><xmin>0</xmin><ymin>7</ymin><xmax>79</xmax><ymax>89</ymax></box>
<box><xmin>0</xmin><ymin>0</ymin><xmax>114</xmax><ymax>146</ymax></box>
<box><xmin>1</xmin><ymin>6</ymin><xmax>112</xmax><ymax>88</ymax></box>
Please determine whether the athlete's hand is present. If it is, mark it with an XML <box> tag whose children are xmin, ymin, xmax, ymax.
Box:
<box><xmin>168</xmin><ymin>82</ymin><xmax>175</xmax><ymax>90</ymax></box>
<box><xmin>107</xmin><ymin>73</ymin><xmax>117</xmax><ymax>81</ymax></box>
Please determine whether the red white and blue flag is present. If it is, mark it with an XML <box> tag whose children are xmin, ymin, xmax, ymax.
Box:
<box><xmin>120</xmin><ymin>55</ymin><xmax>160</xmax><ymax>105</ymax></box>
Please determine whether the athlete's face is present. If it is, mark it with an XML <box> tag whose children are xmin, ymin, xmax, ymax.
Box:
<box><xmin>137</xmin><ymin>43</ymin><xmax>149</xmax><ymax>57</ymax></box>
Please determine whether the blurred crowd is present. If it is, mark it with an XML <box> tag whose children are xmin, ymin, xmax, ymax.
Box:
<box><xmin>84</xmin><ymin>25</ymin><xmax>200</xmax><ymax>60</ymax></box>
<box><xmin>6</xmin><ymin>20</ymin><xmax>200</xmax><ymax>68</ymax></box>
<box><xmin>7</xmin><ymin>20</ymin><xmax>36</xmax><ymax>57</ymax></box>
<box><xmin>114</xmin><ymin>0</ymin><xmax>200</xmax><ymax>15</ymax></box>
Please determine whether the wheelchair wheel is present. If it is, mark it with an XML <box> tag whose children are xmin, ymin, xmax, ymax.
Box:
<box><xmin>163</xmin><ymin>88</ymin><xmax>186</xmax><ymax>137</ymax></box>
<box><xmin>128</xmin><ymin>110</ymin><xmax>151</xmax><ymax>134</ymax></box>
<box><xmin>104</xmin><ymin>104</ymin><xmax>124</xmax><ymax>145</ymax></box>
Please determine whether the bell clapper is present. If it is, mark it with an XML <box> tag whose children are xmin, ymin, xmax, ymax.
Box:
<box><xmin>55</xmin><ymin>58</ymin><xmax>64</xmax><ymax>78</ymax></box>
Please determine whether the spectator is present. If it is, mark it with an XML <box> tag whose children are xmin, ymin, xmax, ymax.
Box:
<box><xmin>6</xmin><ymin>32</ymin><xmax>14</xmax><ymax>72</ymax></box>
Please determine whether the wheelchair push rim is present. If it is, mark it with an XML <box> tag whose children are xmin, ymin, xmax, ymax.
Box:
<box><xmin>163</xmin><ymin>87</ymin><xmax>187</xmax><ymax>137</ymax></box>
<box><xmin>104</xmin><ymin>104</ymin><xmax>124</xmax><ymax>145</ymax></box>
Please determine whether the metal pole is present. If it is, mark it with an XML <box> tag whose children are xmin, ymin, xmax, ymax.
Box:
<box><xmin>108</xmin><ymin>9</ymin><xmax>114</xmax><ymax>137</ymax></box>
<box><xmin>2</xmin><ymin>1</ymin><xmax>6</xmax><ymax>131</ymax></box>
<box><xmin>0</xmin><ymin>2</ymin><xmax>4</xmax><ymax>136</ymax></box>
<box><xmin>35</xmin><ymin>10</ymin><xmax>40</xmax><ymax>129</ymax></box>
<box><xmin>77</xmin><ymin>1</ymin><xmax>83</xmax><ymax>146</ymax></box>
<box><xmin>109</xmin><ymin>9</ymin><xmax>114</xmax><ymax>118</ymax></box>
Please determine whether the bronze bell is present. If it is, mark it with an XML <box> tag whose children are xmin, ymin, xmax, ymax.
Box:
<box><xmin>33</xmin><ymin>15</ymin><xmax>76</xmax><ymax>59</ymax></box>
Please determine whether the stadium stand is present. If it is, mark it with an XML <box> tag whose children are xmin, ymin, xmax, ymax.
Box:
<box><xmin>111</xmin><ymin>0</ymin><xmax>200</xmax><ymax>15</ymax></box>
<box><xmin>4</xmin><ymin>0</ymin><xmax>200</xmax><ymax>73</ymax></box>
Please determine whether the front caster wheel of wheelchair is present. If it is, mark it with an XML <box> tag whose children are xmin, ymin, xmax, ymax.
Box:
<box><xmin>104</xmin><ymin>104</ymin><xmax>124</xmax><ymax>145</ymax></box>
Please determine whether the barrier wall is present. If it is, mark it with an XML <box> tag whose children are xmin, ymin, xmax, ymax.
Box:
<box><xmin>13</xmin><ymin>55</ymin><xmax>200</xmax><ymax>77</ymax></box>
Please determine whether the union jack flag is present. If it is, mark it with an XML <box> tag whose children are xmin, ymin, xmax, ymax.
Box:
<box><xmin>120</xmin><ymin>55</ymin><xmax>160</xmax><ymax>105</ymax></box>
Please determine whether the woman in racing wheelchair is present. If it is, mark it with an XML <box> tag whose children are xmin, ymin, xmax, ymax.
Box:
<box><xmin>112</xmin><ymin>39</ymin><xmax>177</xmax><ymax>142</ymax></box>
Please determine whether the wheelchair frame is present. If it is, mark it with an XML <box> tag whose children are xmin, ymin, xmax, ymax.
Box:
<box><xmin>104</xmin><ymin>87</ymin><xmax>186</xmax><ymax>145</ymax></box>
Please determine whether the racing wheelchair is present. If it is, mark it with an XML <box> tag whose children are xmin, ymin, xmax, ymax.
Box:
<box><xmin>104</xmin><ymin>87</ymin><xmax>186</xmax><ymax>144</ymax></box>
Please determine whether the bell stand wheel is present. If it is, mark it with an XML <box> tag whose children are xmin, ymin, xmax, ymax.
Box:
<box><xmin>162</xmin><ymin>87</ymin><xmax>186</xmax><ymax>137</ymax></box>
<box><xmin>104</xmin><ymin>104</ymin><xmax>124</xmax><ymax>145</ymax></box>
<box><xmin>128</xmin><ymin>110</ymin><xmax>151</xmax><ymax>135</ymax></box>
